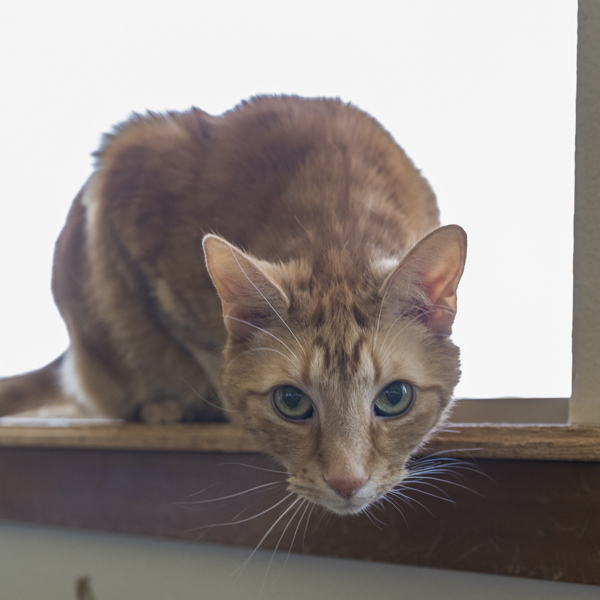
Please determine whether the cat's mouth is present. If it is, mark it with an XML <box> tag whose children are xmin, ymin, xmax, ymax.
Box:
<box><xmin>326</xmin><ymin>497</ymin><xmax>373</xmax><ymax>515</ymax></box>
<box><xmin>290</xmin><ymin>485</ymin><xmax>381</xmax><ymax>516</ymax></box>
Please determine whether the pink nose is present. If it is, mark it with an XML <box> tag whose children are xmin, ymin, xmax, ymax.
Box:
<box><xmin>325</xmin><ymin>476</ymin><xmax>368</xmax><ymax>499</ymax></box>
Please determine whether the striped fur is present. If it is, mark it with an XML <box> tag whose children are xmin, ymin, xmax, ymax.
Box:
<box><xmin>0</xmin><ymin>96</ymin><xmax>466</xmax><ymax>513</ymax></box>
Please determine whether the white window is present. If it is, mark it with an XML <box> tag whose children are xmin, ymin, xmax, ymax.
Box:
<box><xmin>0</xmin><ymin>1</ymin><xmax>581</xmax><ymax>420</ymax></box>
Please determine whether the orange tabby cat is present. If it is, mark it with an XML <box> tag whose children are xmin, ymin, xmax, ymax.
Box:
<box><xmin>0</xmin><ymin>96</ymin><xmax>466</xmax><ymax>514</ymax></box>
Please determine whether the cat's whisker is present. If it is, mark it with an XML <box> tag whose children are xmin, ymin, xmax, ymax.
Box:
<box><xmin>396</xmin><ymin>481</ymin><xmax>455</xmax><ymax>503</ymax></box>
<box><xmin>258</xmin><ymin>499</ymin><xmax>306</xmax><ymax>595</ymax></box>
<box><xmin>227</xmin><ymin>347</ymin><xmax>297</xmax><ymax>368</ymax></box>
<box><xmin>179</xmin><ymin>481</ymin><xmax>222</xmax><ymax>500</ymax></box>
<box><xmin>408</xmin><ymin>458</ymin><xmax>479</xmax><ymax>472</ymax></box>
<box><xmin>227</xmin><ymin>247</ymin><xmax>307</xmax><ymax>358</ymax></box>
<box><xmin>377</xmin><ymin>301</ymin><xmax>459</xmax><ymax>363</ymax></box>
<box><xmin>228</xmin><ymin>487</ymin><xmax>288</xmax><ymax>524</ymax></box>
<box><xmin>414</xmin><ymin>448</ymin><xmax>487</xmax><ymax>465</ymax></box>
<box><xmin>176</xmin><ymin>481</ymin><xmax>284</xmax><ymax>505</ymax></box>
<box><xmin>407</xmin><ymin>468</ymin><xmax>471</xmax><ymax>485</ymax></box>
<box><xmin>408</xmin><ymin>460</ymin><xmax>474</xmax><ymax>475</ymax></box>
<box><xmin>387</xmin><ymin>488</ymin><xmax>436</xmax><ymax>516</ymax></box>
<box><xmin>230</xmin><ymin>496</ymin><xmax>301</xmax><ymax>581</ymax></box>
<box><xmin>372</xmin><ymin>270</ymin><xmax>397</xmax><ymax>353</ymax></box>
<box><xmin>389</xmin><ymin>496</ymin><xmax>421</xmax><ymax>518</ymax></box>
<box><xmin>217</xmin><ymin>462</ymin><xmax>288</xmax><ymax>475</ymax></box>
<box><xmin>385</xmin><ymin>488</ymin><xmax>425</xmax><ymax>512</ymax></box>
<box><xmin>181</xmin><ymin>378</ymin><xmax>237</xmax><ymax>413</ymax></box>
<box><xmin>302</xmin><ymin>502</ymin><xmax>317</xmax><ymax>550</ymax></box>
<box><xmin>230</xmin><ymin>504</ymin><xmax>255</xmax><ymax>523</ymax></box>
<box><xmin>314</xmin><ymin>505</ymin><xmax>329</xmax><ymax>529</ymax></box>
<box><xmin>409</xmin><ymin>463</ymin><xmax>480</xmax><ymax>480</ymax></box>
<box><xmin>224</xmin><ymin>316</ymin><xmax>300</xmax><ymax>363</ymax></box>
<box><xmin>377</xmin><ymin>310</ymin><xmax>409</xmax><ymax>356</ymax></box>
<box><xmin>407</xmin><ymin>474</ymin><xmax>483</xmax><ymax>497</ymax></box>
<box><xmin>380</xmin><ymin>495</ymin><xmax>409</xmax><ymax>527</ymax></box>
<box><xmin>186</xmin><ymin>492</ymin><xmax>295</xmax><ymax>532</ymax></box>
<box><xmin>378</xmin><ymin>311</ymin><xmax>426</xmax><ymax>361</ymax></box>
<box><xmin>272</xmin><ymin>499</ymin><xmax>311</xmax><ymax>585</ymax></box>
<box><xmin>361</xmin><ymin>506</ymin><xmax>385</xmax><ymax>530</ymax></box>
<box><xmin>408</xmin><ymin>453</ymin><xmax>492</xmax><ymax>483</ymax></box>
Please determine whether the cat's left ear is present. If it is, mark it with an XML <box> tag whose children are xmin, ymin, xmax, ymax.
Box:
<box><xmin>381</xmin><ymin>225</ymin><xmax>467</xmax><ymax>335</ymax></box>
<box><xmin>203</xmin><ymin>234</ymin><xmax>289</xmax><ymax>341</ymax></box>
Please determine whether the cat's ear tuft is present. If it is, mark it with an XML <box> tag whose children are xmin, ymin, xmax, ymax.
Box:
<box><xmin>381</xmin><ymin>225</ymin><xmax>467</xmax><ymax>335</ymax></box>
<box><xmin>203</xmin><ymin>234</ymin><xmax>289</xmax><ymax>341</ymax></box>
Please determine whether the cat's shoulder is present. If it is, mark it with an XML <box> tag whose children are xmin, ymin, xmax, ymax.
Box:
<box><xmin>94</xmin><ymin>107</ymin><xmax>215</xmax><ymax>166</ymax></box>
<box><xmin>95</xmin><ymin>96</ymin><xmax>395</xmax><ymax>163</ymax></box>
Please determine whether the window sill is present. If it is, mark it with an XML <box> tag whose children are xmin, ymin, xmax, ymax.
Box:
<box><xmin>0</xmin><ymin>420</ymin><xmax>598</xmax><ymax>461</ymax></box>
<box><xmin>0</xmin><ymin>419</ymin><xmax>599</xmax><ymax>585</ymax></box>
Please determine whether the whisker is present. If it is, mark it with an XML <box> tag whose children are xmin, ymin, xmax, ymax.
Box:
<box><xmin>385</xmin><ymin>489</ymin><xmax>424</xmax><ymax>512</ymax></box>
<box><xmin>372</xmin><ymin>263</ymin><xmax>400</xmax><ymax>353</ymax></box>
<box><xmin>377</xmin><ymin>307</ymin><xmax>413</xmax><ymax>356</ymax></box>
<box><xmin>224</xmin><ymin>316</ymin><xmax>300</xmax><ymax>363</ymax></box>
<box><xmin>410</xmin><ymin>460</ymin><xmax>482</xmax><ymax>476</ymax></box>
<box><xmin>227</xmin><ymin>347</ymin><xmax>297</xmax><ymax>368</ymax></box>
<box><xmin>302</xmin><ymin>502</ymin><xmax>317</xmax><ymax>550</ymax></box>
<box><xmin>361</xmin><ymin>506</ymin><xmax>384</xmax><ymax>530</ymax></box>
<box><xmin>259</xmin><ymin>499</ymin><xmax>306</xmax><ymax>594</ymax></box>
<box><xmin>408</xmin><ymin>465</ymin><xmax>479</xmax><ymax>484</ymax></box>
<box><xmin>217</xmin><ymin>462</ymin><xmax>288</xmax><ymax>475</ymax></box>
<box><xmin>230</xmin><ymin>496</ymin><xmax>301</xmax><ymax>580</ymax></box>
<box><xmin>377</xmin><ymin>302</ymin><xmax>459</xmax><ymax>364</ymax></box>
<box><xmin>406</xmin><ymin>474</ymin><xmax>483</xmax><ymax>497</ymax></box>
<box><xmin>176</xmin><ymin>481</ymin><xmax>284</xmax><ymax>505</ymax></box>
<box><xmin>181</xmin><ymin>378</ymin><xmax>236</xmax><ymax>413</ymax></box>
<box><xmin>228</xmin><ymin>247</ymin><xmax>306</xmax><ymax>357</ymax></box>
<box><xmin>314</xmin><ymin>505</ymin><xmax>328</xmax><ymax>529</ymax></box>
<box><xmin>380</xmin><ymin>311</ymin><xmax>427</xmax><ymax>358</ymax></box>
<box><xmin>227</xmin><ymin>487</ymin><xmax>287</xmax><ymax>523</ymax></box>
<box><xmin>178</xmin><ymin>481</ymin><xmax>222</xmax><ymax>500</ymax></box>
<box><xmin>387</xmin><ymin>489</ymin><xmax>435</xmax><ymax>516</ymax></box>
<box><xmin>394</xmin><ymin>483</ymin><xmax>455</xmax><ymax>504</ymax></box>
<box><xmin>416</xmin><ymin>448</ymin><xmax>482</xmax><ymax>460</ymax></box>
<box><xmin>381</xmin><ymin>495</ymin><xmax>409</xmax><ymax>528</ymax></box>
<box><xmin>186</xmin><ymin>492</ymin><xmax>294</xmax><ymax>532</ymax></box>
<box><xmin>274</xmin><ymin>500</ymin><xmax>311</xmax><ymax>582</ymax></box>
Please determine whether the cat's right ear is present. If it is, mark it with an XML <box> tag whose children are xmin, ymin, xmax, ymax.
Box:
<box><xmin>202</xmin><ymin>235</ymin><xmax>289</xmax><ymax>341</ymax></box>
<box><xmin>380</xmin><ymin>225</ymin><xmax>467</xmax><ymax>335</ymax></box>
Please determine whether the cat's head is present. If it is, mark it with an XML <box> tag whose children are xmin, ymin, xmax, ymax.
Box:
<box><xmin>203</xmin><ymin>225</ymin><xmax>467</xmax><ymax>515</ymax></box>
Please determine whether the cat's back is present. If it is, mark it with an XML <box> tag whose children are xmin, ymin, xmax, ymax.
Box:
<box><xmin>90</xmin><ymin>96</ymin><xmax>439</xmax><ymax>262</ymax></box>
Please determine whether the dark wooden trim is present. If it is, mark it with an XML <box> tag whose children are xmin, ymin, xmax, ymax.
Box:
<box><xmin>1</xmin><ymin>421</ymin><xmax>599</xmax><ymax>461</ymax></box>
<box><xmin>0</xmin><ymin>447</ymin><xmax>598</xmax><ymax>585</ymax></box>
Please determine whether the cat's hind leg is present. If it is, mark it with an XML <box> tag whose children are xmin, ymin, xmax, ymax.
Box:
<box><xmin>0</xmin><ymin>354</ymin><xmax>76</xmax><ymax>417</ymax></box>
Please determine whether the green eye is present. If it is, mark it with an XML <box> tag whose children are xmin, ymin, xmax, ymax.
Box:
<box><xmin>273</xmin><ymin>386</ymin><xmax>314</xmax><ymax>421</ymax></box>
<box><xmin>374</xmin><ymin>381</ymin><xmax>414</xmax><ymax>417</ymax></box>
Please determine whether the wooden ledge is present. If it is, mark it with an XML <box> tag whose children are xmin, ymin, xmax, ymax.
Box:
<box><xmin>0</xmin><ymin>420</ymin><xmax>598</xmax><ymax>461</ymax></box>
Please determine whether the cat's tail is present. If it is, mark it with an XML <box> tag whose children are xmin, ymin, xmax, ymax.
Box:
<box><xmin>0</xmin><ymin>354</ymin><xmax>69</xmax><ymax>417</ymax></box>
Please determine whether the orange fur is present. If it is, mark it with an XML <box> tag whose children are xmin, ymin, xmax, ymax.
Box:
<box><xmin>0</xmin><ymin>96</ymin><xmax>467</xmax><ymax>513</ymax></box>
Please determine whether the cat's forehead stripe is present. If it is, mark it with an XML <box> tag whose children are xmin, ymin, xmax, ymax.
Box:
<box><xmin>306</xmin><ymin>331</ymin><xmax>375</xmax><ymax>382</ymax></box>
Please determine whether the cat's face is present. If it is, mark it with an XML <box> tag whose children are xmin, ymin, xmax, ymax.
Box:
<box><xmin>204</xmin><ymin>226</ymin><xmax>466</xmax><ymax>514</ymax></box>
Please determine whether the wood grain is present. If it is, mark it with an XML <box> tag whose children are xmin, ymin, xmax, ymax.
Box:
<box><xmin>0</xmin><ymin>420</ymin><xmax>599</xmax><ymax>461</ymax></box>
<box><xmin>0</xmin><ymin>447</ymin><xmax>598</xmax><ymax>585</ymax></box>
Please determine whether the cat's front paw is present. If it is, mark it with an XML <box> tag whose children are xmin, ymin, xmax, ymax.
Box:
<box><xmin>139</xmin><ymin>398</ymin><xmax>184</xmax><ymax>424</ymax></box>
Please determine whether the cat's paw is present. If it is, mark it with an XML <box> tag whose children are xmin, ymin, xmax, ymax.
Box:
<box><xmin>139</xmin><ymin>398</ymin><xmax>184</xmax><ymax>424</ymax></box>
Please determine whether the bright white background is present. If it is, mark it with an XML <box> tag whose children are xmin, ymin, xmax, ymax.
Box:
<box><xmin>0</xmin><ymin>1</ymin><xmax>576</xmax><ymax>398</ymax></box>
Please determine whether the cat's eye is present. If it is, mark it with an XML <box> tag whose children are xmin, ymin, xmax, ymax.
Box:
<box><xmin>272</xmin><ymin>386</ymin><xmax>314</xmax><ymax>421</ymax></box>
<box><xmin>373</xmin><ymin>381</ymin><xmax>414</xmax><ymax>418</ymax></box>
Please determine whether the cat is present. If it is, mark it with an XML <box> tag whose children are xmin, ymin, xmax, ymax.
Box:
<box><xmin>0</xmin><ymin>95</ymin><xmax>466</xmax><ymax>515</ymax></box>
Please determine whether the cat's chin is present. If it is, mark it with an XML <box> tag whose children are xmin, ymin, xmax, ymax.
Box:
<box><xmin>309</xmin><ymin>495</ymin><xmax>376</xmax><ymax>516</ymax></box>
<box><xmin>328</xmin><ymin>502</ymin><xmax>372</xmax><ymax>516</ymax></box>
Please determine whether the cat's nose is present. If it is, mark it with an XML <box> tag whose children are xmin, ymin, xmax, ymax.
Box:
<box><xmin>325</xmin><ymin>476</ymin><xmax>368</xmax><ymax>499</ymax></box>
